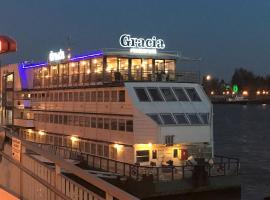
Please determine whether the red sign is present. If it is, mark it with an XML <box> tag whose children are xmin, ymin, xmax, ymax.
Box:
<box><xmin>0</xmin><ymin>36</ymin><xmax>17</xmax><ymax>54</ymax></box>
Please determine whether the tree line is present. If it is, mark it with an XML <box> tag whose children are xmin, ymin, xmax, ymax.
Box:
<box><xmin>203</xmin><ymin>68</ymin><xmax>270</xmax><ymax>96</ymax></box>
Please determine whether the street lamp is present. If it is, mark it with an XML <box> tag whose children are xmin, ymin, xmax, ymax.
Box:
<box><xmin>206</xmin><ymin>75</ymin><xmax>211</xmax><ymax>81</ymax></box>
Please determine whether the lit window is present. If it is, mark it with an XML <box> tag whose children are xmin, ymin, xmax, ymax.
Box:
<box><xmin>187</xmin><ymin>113</ymin><xmax>202</xmax><ymax>125</ymax></box>
<box><xmin>160</xmin><ymin>113</ymin><xmax>176</xmax><ymax>125</ymax></box>
<box><xmin>185</xmin><ymin>88</ymin><xmax>201</xmax><ymax>101</ymax></box>
<box><xmin>160</xmin><ymin>87</ymin><xmax>177</xmax><ymax>101</ymax></box>
<box><xmin>173</xmin><ymin>113</ymin><xmax>189</xmax><ymax>125</ymax></box>
<box><xmin>147</xmin><ymin>88</ymin><xmax>164</xmax><ymax>101</ymax></box>
<box><xmin>136</xmin><ymin>150</ymin><xmax>149</xmax><ymax>162</ymax></box>
<box><xmin>135</xmin><ymin>88</ymin><xmax>150</xmax><ymax>102</ymax></box>
<box><xmin>147</xmin><ymin>114</ymin><xmax>163</xmax><ymax>125</ymax></box>
<box><xmin>172</xmin><ymin>87</ymin><xmax>189</xmax><ymax>101</ymax></box>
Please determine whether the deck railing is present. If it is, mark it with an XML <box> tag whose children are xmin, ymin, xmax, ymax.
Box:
<box><xmin>33</xmin><ymin>143</ymin><xmax>240</xmax><ymax>182</ymax></box>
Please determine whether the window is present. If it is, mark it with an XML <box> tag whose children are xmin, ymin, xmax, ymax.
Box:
<box><xmin>79</xmin><ymin>116</ymin><xmax>85</xmax><ymax>126</ymax></box>
<box><xmin>74</xmin><ymin>92</ymin><xmax>79</xmax><ymax>101</ymax></box>
<box><xmin>85</xmin><ymin>117</ymin><xmax>90</xmax><ymax>127</ymax></box>
<box><xmin>136</xmin><ymin>150</ymin><xmax>149</xmax><ymax>162</ymax></box>
<box><xmin>79</xmin><ymin>92</ymin><xmax>84</xmax><ymax>101</ymax></box>
<box><xmin>91</xmin><ymin>117</ymin><xmax>97</xmax><ymax>128</ymax></box>
<box><xmin>172</xmin><ymin>87</ymin><xmax>189</xmax><ymax>101</ymax></box>
<box><xmin>64</xmin><ymin>92</ymin><xmax>68</xmax><ymax>101</ymax></box>
<box><xmin>160</xmin><ymin>114</ymin><xmax>176</xmax><ymax>125</ymax></box>
<box><xmin>54</xmin><ymin>92</ymin><xmax>58</xmax><ymax>102</ymax></box>
<box><xmin>104</xmin><ymin>91</ymin><xmax>110</xmax><ymax>102</ymax></box>
<box><xmin>68</xmin><ymin>116</ymin><xmax>74</xmax><ymax>125</ymax></box>
<box><xmin>50</xmin><ymin>114</ymin><xmax>53</xmax><ymax>123</ymax></box>
<box><xmin>126</xmin><ymin>120</ymin><xmax>133</xmax><ymax>132</ymax></box>
<box><xmin>85</xmin><ymin>91</ymin><xmax>90</xmax><ymax>101</ymax></box>
<box><xmin>173</xmin><ymin>113</ymin><xmax>189</xmax><ymax>125</ymax></box>
<box><xmin>97</xmin><ymin>91</ymin><xmax>103</xmax><ymax>102</ymax></box>
<box><xmin>111</xmin><ymin>119</ymin><xmax>118</xmax><ymax>130</ymax></box>
<box><xmin>59</xmin><ymin>92</ymin><xmax>63</xmax><ymax>101</ymax></box>
<box><xmin>185</xmin><ymin>88</ymin><xmax>201</xmax><ymax>101</ymax></box>
<box><xmin>134</xmin><ymin>88</ymin><xmax>150</xmax><ymax>102</ymax></box>
<box><xmin>97</xmin><ymin>144</ymin><xmax>103</xmax><ymax>156</ymax></box>
<box><xmin>119</xmin><ymin>90</ymin><xmax>125</xmax><ymax>102</ymax></box>
<box><xmin>118</xmin><ymin>119</ymin><xmax>125</xmax><ymax>131</ymax></box>
<box><xmin>104</xmin><ymin>146</ymin><xmax>109</xmax><ymax>158</ymax></box>
<box><xmin>74</xmin><ymin>116</ymin><xmax>79</xmax><ymax>126</ymax></box>
<box><xmin>91</xmin><ymin>143</ymin><xmax>96</xmax><ymax>155</ymax></box>
<box><xmin>165</xmin><ymin>135</ymin><xmax>174</xmax><ymax>146</ymax></box>
<box><xmin>173</xmin><ymin>149</ymin><xmax>178</xmax><ymax>158</ymax></box>
<box><xmin>63</xmin><ymin>115</ymin><xmax>68</xmax><ymax>125</ymax></box>
<box><xmin>59</xmin><ymin>115</ymin><xmax>63</xmax><ymax>124</ymax></box>
<box><xmin>147</xmin><ymin>114</ymin><xmax>163</xmax><ymax>125</ymax></box>
<box><xmin>85</xmin><ymin>142</ymin><xmax>90</xmax><ymax>153</ymax></box>
<box><xmin>187</xmin><ymin>113</ymin><xmax>202</xmax><ymax>124</ymax></box>
<box><xmin>97</xmin><ymin>118</ymin><xmax>103</xmax><ymax>128</ymax></box>
<box><xmin>68</xmin><ymin>92</ymin><xmax>73</xmax><ymax>101</ymax></box>
<box><xmin>111</xmin><ymin>91</ymin><xmax>117</xmax><ymax>102</ymax></box>
<box><xmin>160</xmin><ymin>88</ymin><xmax>176</xmax><ymax>101</ymax></box>
<box><xmin>147</xmin><ymin>88</ymin><xmax>164</xmax><ymax>101</ymax></box>
<box><xmin>91</xmin><ymin>91</ymin><xmax>96</xmax><ymax>102</ymax></box>
<box><xmin>152</xmin><ymin>150</ymin><xmax>157</xmax><ymax>159</ymax></box>
<box><xmin>199</xmin><ymin>113</ymin><xmax>209</xmax><ymax>124</ymax></box>
<box><xmin>104</xmin><ymin>118</ymin><xmax>110</xmax><ymax>129</ymax></box>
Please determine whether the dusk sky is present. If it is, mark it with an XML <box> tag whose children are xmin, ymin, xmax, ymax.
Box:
<box><xmin>1</xmin><ymin>0</ymin><xmax>270</xmax><ymax>80</ymax></box>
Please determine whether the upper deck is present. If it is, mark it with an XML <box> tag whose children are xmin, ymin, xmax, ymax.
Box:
<box><xmin>18</xmin><ymin>49</ymin><xmax>184</xmax><ymax>91</ymax></box>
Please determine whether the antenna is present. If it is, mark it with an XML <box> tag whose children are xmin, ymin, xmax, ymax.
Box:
<box><xmin>66</xmin><ymin>35</ymin><xmax>72</xmax><ymax>58</ymax></box>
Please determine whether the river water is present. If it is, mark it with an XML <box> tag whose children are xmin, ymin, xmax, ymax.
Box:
<box><xmin>214</xmin><ymin>104</ymin><xmax>270</xmax><ymax>200</ymax></box>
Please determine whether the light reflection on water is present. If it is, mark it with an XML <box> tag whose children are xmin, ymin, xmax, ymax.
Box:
<box><xmin>214</xmin><ymin>104</ymin><xmax>270</xmax><ymax>200</ymax></box>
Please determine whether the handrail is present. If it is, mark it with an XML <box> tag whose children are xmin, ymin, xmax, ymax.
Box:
<box><xmin>4</xmin><ymin>131</ymin><xmax>140</xmax><ymax>200</ymax></box>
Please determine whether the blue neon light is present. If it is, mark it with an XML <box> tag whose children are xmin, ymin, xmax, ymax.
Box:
<box><xmin>19</xmin><ymin>50</ymin><xmax>103</xmax><ymax>69</ymax></box>
<box><xmin>21</xmin><ymin>62</ymin><xmax>48</xmax><ymax>69</ymax></box>
<box><xmin>69</xmin><ymin>50</ymin><xmax>103</xmax><ymax>62</ymax></box>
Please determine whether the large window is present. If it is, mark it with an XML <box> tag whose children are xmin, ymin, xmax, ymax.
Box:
<box><xmin>147</xmin><ymin>114</ymin><xmax>163</xmax><ymax>125</ymax></box>
<box><xmin>160</xmin><ymin>113</ymin><xmax>176</xmax><ymax>125</ymax></box>
<box><xmin>172</xmin><ymin>87</ymin><xmax>189</xmax><ymax>101</ymax></box>
<box><xmin>187</xmin><ymin>113</ymin><xmax>202</xmax><ymax>125</ymax></box>
<box><xmin>199</xmin><ymin>113</ymin><xmax>209</xmax><ymax>124</ymax></box>
<box><xmin>173</xmin><ymin>113</ymin><xmax>189</xmax><ymax>125</ymax></box>
<box><xmin>147</xmin><ymin>88</ymin><xmax>164</xmax><ymax>101</ymax></box>
<box><xmin>160</xmin><ymin>87</ymin><xmax>177</xmax><ymax>101</ymax></box>
<box><xmin>185</xmin><ymin>88</ymin><xmax>201</xmax><ymax>101</ymax></box>
<box><xmin>135</xmin><ymin>88</ymin><xmax>150</xmax><ymax>102</ymax></box>
<box><xmin>136</xmin><ymin>150</ymin><xmax>150</xmax><ymax>162</ymax></box>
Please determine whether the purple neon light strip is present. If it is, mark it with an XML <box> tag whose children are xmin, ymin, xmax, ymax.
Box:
<box><xmin>69</xmin><ymin>51</ymin><xmax>103</xmax><ymax>62</ymax></box>
<box><xmin>21</xmin><ymin>62</ymin><xmax>48</xmax><ymax>69</ymax></box>
<box><xmin>20</xmin><ymin>50</ymin><xmax>103</xmax><ymax>69</ymax></box>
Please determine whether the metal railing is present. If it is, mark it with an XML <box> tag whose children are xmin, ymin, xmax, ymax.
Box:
<box><xmin>33</xmin><ymin>143</ymin><xmax>240</xmax><ymax>182</ymax></box>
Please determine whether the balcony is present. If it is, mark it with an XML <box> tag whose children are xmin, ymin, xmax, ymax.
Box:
<box><xmin>13</xmin><ymin>119</ymin><xmax>34</xmax><ymax>128</ymax></box>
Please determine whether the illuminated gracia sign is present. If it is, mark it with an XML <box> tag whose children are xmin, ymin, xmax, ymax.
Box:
<box><xmin>119</xmin><ymin>34</ymin><xmax>165</xmax><ymax>54</ymax></box>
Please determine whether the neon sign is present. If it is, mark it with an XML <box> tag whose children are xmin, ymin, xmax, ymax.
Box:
<box><xmin>49</xmin><ymin>49</ymin><xmax>65</xmax><ymax>62</ymax></box>
<box><xmin>119</xmin><ymin>34</ymin><xmax>165</xmax><ymax>54</ymax></box>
